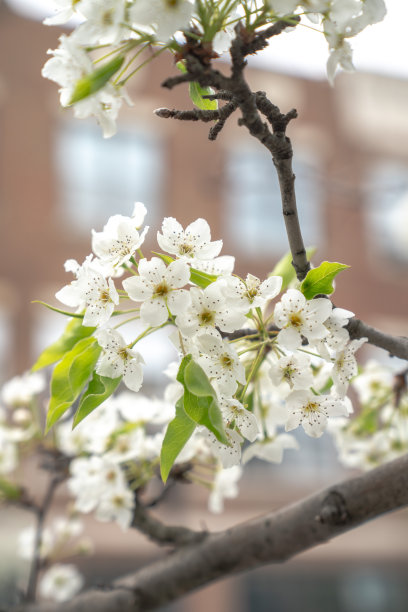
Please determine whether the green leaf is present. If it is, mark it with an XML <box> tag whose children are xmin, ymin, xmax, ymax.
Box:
<box><xmin>32</xmin><ymin>318</ymin><xmax>95</xmax><ymax>372</ymax></box>
<box><xmin>189</xmin><ymin>268</ymin><xmax>218</xmax><ymax>288</ymax></box>
<box><xmin>300</xmin><ymin>261</ymin><xmax>350</xmax><ymax>299</ymax></box>
<box><xmin>160</xmin><ymin>398</ymin><xmax>196</xmax><ymax>483</ymax></box>
<box><xmin>189</xmin><ymin>81</ymin><xmax>218</xmax><ymax>111</ymax></box>
<box><xmin>270</xmin><ymin>247</ymin><xmax>316</xmax><ymax>291</ymax></box>
<box><xmin>177</xmin><ymin>355</ymin><xmax>228</xmax><ymax>444</ymax></box>
<box><xmin>73</xmin><ymin>373</ymin><xmax>122</xmax><ymax>428</ymax></box>
<box><xmin>69</xmin><ymin>55</ymin><xmax>125</xmax><ymax>105</ymax></box>
<box><xmin>0</xmin><ymin>477</ymin><xmax>21</xmax><ymax>501</ymax></box>
<box><xmin>46</xmin><ymin>337</ymin><xmax>101</xmax><ymax>432</ymax></box>
<box><xmin>176</xmin><ymin>60</ymin><xmax>218</xmax><ymax>111</ymax></box>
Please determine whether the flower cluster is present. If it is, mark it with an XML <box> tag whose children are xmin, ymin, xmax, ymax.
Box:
<box><xmin>42</xmin><ymin>0</ymin><xmax>386</xmax><ymax>136</ymax></box>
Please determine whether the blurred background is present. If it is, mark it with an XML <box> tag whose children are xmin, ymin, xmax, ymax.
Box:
<box><xmin>0</xmin><ymin>0</ymin><xmax>408</xmax><ymax>610</ymax></box>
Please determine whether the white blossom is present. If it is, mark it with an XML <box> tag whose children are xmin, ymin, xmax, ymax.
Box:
<box><xmin>274</xmin><ymin>289</ymin><xmax>332</xmax><ymax>350</ymax></box>
<box><xmin>95</xmin><ymin>328</ymin><xmax>144</xmax><ymax>392</ymax></box>
<box><xmin>221</xmin><ymin>273</ymin><xmax>282</xmax><ymax>312</ymax></box>
<box><xmin>208</xmin><ymin>466</ymin><xmax>242</xmax><ymax>513</ymax></box>
<box><xmin>123</xmin><ymin>257</ymin><xmax>190</xmax><ymax>326</ymax></box>
<box><xmin>207</xmin><ymin>428</ymin><xmax>243</xmax><ymax>468</ymax></box>
<box><xmin>176</xmin><ymin>283</ymin><xmax>246</xmax><ymax>337</ymax></box>
<box><xmin>285</xmin><ymin>390</ymin><xmax>349</xmax><ymax>438</ymax></box>
<box><xmin>73</xmin><ymin>0</ymin><xmax>127</xmax><ymax>45</ymax></box>
<box><xmin>39</xmin><ymin>564</ymin><xmax>84</xmax><ymax>602</ymax></box>
<box><xmin>43</xmin><ymin>0</ymin><xmax>82</xmax><ymax>26</ymax></box>
<box><xmin>332</xmin><ymin>337</ymin><xmax>367</xmax><ymax>397</ymax></box>
<box><xmin>17</xmin><ymin>526</ymin><xmax>54</xmax><ymax>561</ymax></box>
<box><xmin>219</xmin><ymin>397</ymin><xmax>260</xmax><ymax>442</ymax></box>
<box><xmin>269</xmin><ymin>353</ymin><xmax>314</xmax><ymax>392</ymax></box>
<box><xmin>95</xmin><ymin>487</ymin><xmax>135</xmax><ymax>530</ymax></box>
<box><xmin>129</xmin><ymin>0</ymin><xmax>194</xmax><ymax>42</ymax></box>
<box><xmin>242</xmin><ymin>433</ymin><xmax>299</xmax><ymax>464</ymax></box>
<box><xmin>1</xmin><ymin>372</ymin><xmax>45</xmax><ymax>407</ymax></box>
<box><xmin>197</xmin><ymin>334</ymin><xmax>246</xmax><ymax>396</ymax></box>
<box><xmin>92</xmin><ymin>202</ymin><xmax>148</xmax><ymax>268</ymax></box>
<box><xmin>157</xmin><ymin>217</ymin><xmax>222</xmax><ymax>261</ymax></box>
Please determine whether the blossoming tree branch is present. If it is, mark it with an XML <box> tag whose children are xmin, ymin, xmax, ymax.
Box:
<box><xmin>2</xmin><ymin>0</ymin><xmax>408</xmax><ymax>609</ymax></box>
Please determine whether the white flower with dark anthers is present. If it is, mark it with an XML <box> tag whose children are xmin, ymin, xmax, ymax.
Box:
<box><xmin>197</xmin><ymin>334</ymin><xmax>246</xmax><ymax>396</ymax></box>
<box><xmin>72</xmin><ymin>0</ymin><xmax>127</xmax><ymax>45</ymax></box>
<box><xmin>219</xmin><ymin>397</ymin><xmax>260</xmax><ymax>442</ymax></box>
<box><xmin>123</xmin><ymin>257</ymin><xmax>190</xmax><ymax>327</ymax></box>
<box><xmin>285</xmin><ymin>390</ymin><xmax>349</xmax><ymax>438</ymax></box>
<box><xmin>332</xmin><ymin>337</ymin><xmax>367</xmax><ymax>397</ymax></box>
<box><xmin>157</xmin><ymin>217</ymin><xmax>222</xmax><ymax>261</ymax></box>
<box><xmin>269</xmin><ymin>353</ymin><xmax>314</xmax><ymax>392</ymax></box>
<box><xmin>43</xmin><ymin>0</ymin><xmax>82</xmax><ymax>25</ymax></box>
<box><xmin>129</xmin><ymin>0</ymin><xmax>194</xmax><ymax>42</ymax></box>
<box><xmin>208</xmin><ymin>465</ymin><xmax>242</xmax><ymax>514</ymax></box>
<box><xmin>95</xmin><ymin>486</ymin><xmax>135</xmax><ymax>530</ymax></box>
<box><xmin>1</xmin><ymin>372</ymin><xmax>45</xmax><ymax>407</ymax></box>
<box><xmin>92</xmin><ymin>202</ymin><xmax>148</xmax><ymax>268</ymax></box>
<box><xmin>220</xmin><ymin>273</ymin><xmax>282</xmax><ymax>313</ymax></box>
<box><xmin>176</xmin><ymin>283</ymin><xmax>247</xmax><ymax>338</ymax></box>
<box><xmin>68</xmin><ymin>455</ymin><xmax>128</xmax><ymax>513</ymax></box>
<box><xmin>207</xmin><ymin>428</ymin><xmax>244</xmax><ymax>468</ymax></box>
<box><xmin>39</xmin><ymin>564</ymin><xmax>84</xmax><ymax>602</ymax></box>
<box><xmin>242</xmin><ymin>433</ymin><xmax>299</xmax><ymax>465</ymax></box>
<box><xmin>273</xmin><ymin>289</ymin><xmax>332</xmax><ymax>351</ymax></box>
<box><xmin>316</xmin><ymin>307</ymin><xmax>354</xmax><ymax>356</ymax></box>
<box><xmin>95</xmin><ymin>328</ymin><xmax>144</xmax><ymax>392</ymax></box>
<box><xmin>80</xmin><ymin>271</ymin><xmax>119</xmax><ymax>327</ymax></box>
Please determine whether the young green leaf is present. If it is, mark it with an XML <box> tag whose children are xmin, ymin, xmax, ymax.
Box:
<box><xmin>160</xmin><ymin>398</ymin><xmax>196</xmax><ymax>483</ymax></box>
<box><xmin>177</xmin><ymin>355</ymin><xmax>228</xmax><ymax>444</ymax></box>
<box><xmin>46</xmin><ymin>337</ymin><xmax>101</xmax><ymax>432</ymax></box>
<box><xmin>189</xmin><ymin>81</ymin><xmax>218</xmax><ymax>111</ymax></box>
<box><xmin>189</xmin><ymin>267</ymin><xmax>218</xmax><ymax>288</ymax></box>
<box><xmin>270</xmin><ymin>247</ymin><xmax>316</xmax><ymax>291</ymax></box>
<box><xmin>69</xmin><ymin>55</ymin><xmax>124</xmax><ymax>105</ymax></box>
<box><xmin>300</xmin><ymin>261</ymin><xmax>350</xmax><ymax>299</ymax></box>
<box><xmin>32</xmin><ymin>318</ymin><xmax>95</xmax><ymax>372</ymax></box>
<box><xmin>73</xmin><ymin>373</ymin><xmax>122</xmax><ymax>428</ymax></box>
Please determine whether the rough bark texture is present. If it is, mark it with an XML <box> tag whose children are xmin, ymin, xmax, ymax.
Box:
<box><xmin>14</xmin><ymin>453</ymin><xmax>408</xmax><ymax>612</ymax></box>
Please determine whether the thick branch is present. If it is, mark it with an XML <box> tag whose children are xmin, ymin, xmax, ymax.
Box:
<box><xmin>348</xmin><ymin>317</ymin><xmax>408</xmax><ymax>361</ymax></box>
<box><xmin>17</xmin><ymin>453</ymin><xmax>408</xmax><ymax>612</ymax></box>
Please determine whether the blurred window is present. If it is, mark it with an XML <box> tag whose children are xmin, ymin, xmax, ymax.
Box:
<box><xmin>54</xmin><ymin>121</ymin><xmax>164</xmax><ymax>233</ymax></box>
<box><xmin>365</xmin><ymin>161</ymin><xmax>408</xmax><ymax>263</ymax></box>
<box><xmin>225</xmin><ymin>146</ymin><xmax>322</xmax><ymax>256</ymax></box>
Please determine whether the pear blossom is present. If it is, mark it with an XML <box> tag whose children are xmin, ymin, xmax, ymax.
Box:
<box><xmin>352</xmin><ymin>359</ymin><xmax>394</xmax><ymax>404</ymax></box>
<box><xmin>39</xmin><ymin>564</ymin><xmax>84</xmax><ymax>602</ymax></box>
<box><xmin>269</xmin><ymin>353</ymin><xmax>314</xmax><ymax>392</ymax></box>
<box><xmin>285</xmin><ymin>390</ymin><xmax>349</xmax><ymax>438</ymax></box>
<box><xmin>1</xmin><ymin>372</ymin><xmax>45</xmax><ymax>407</ymax></box>
<box><xmin>43</xmin><ymin>0</ymin><xmax>82</xmax><ymax>25</ymax></box>
<box><xmin>91</xmin><ymin>202</ymin><xmax>148</xmax><ymax>268</ymax></box>
<box><xmin>73</xmin><ymin>0</ymin><xmax>127</xmax><ymax>45</ymax></box>
<box><xmin>123</xmin><ymin>257</ymin><xmax>190</xmax><ymax>326</ymax></box>
<box><xmin>242</xmin><ymin>433</ymin><xmax>299</xmax><ymax>464</ymax></box>
<box><xmin>221</xmin><ymin>273</ymin><xmax>282</xmax><ymax>312</ymax></box>
<box><xmin>95</xmin><ymin>487</ymin><xmax>135</xmax><ymax>530</ymax></box>
<box><xmin>219</xmin><ymin>397</ymin><xmax>260</xmax><ymax>442</ymax></box>
<box><xmin>197</xmin><ymin>334</ymin><xmax>246</xmax><ymax>396</ymax></box>
<box><xmin>208</xmin><ymin>466</ymin><xmax>242</xmax><ymax>514</ymax></box>
<box><xmin>129</xmin><ymin>0</ymin><xmax>194</xmax><ymax>42</ymax></box>
<box><xmin>176</xmin><ymin>284</ymin><xmax>247</xmax><ymax>338</ymax></box>
<box><xmin>95</xmin><ymin>328</ymin><xmax>144</xmax><ymax>392</ymax></box>
<box><xmin>192</xmin><ymin>255</ymin><xmax>235</xmax><ymax>276</ymax></box>
<box><xmin>273</xmin><ymin>289</ymin><xmax>332</xmax><ymax>350</ymax></box>
<box><xmin>68</xmin><ymin>456</ymin><xmax>128</xmax><ymax>513</ymax></box>
<box><xmin>332</xmin><ymin>337</ymin><xmax>367</xmax><ymax>397</ymax></box>
<box><xmin>157</xmin><ymin>217</ymin><xmax>222</xmax><ymax>261</ymax></box>
<box><xmin>208</xmin><ymin>428</ymin><xmax>244</xmax><ymax>468</ymax></box>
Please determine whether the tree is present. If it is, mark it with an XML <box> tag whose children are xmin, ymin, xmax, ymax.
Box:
<box><xmin>1</xmin><ymin>1</ymin><xmax>408</xmax><ymax>610</ymax></box>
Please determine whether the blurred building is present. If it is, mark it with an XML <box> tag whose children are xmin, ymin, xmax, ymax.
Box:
<box><xmin>0</xmin><ymin>2</ymin><xmax>408</xmax><ymax>611</ymax></box>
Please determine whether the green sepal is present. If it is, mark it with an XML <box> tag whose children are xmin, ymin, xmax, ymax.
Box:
<box><xmin>73</xmin><ymin>373</ymin><xmax>122</xmax><ymax>428</ymax></box>
<box><xmin>160</xmin><ymin>398</ymin><xmax>196</xmax><ymax>483</ymax></box>
<box><xmin>270</xmin><ymin>247</ymin><xmax>316</xmax><ymax>291</ymax></box>
<box><xmin>32</xmin><ymin>317</ymin><xmax>95</xmax><ymax>372</ymax></box>
<box><xmin>46</xmin><ymin>337</ymin><xmax>101</xmax><ymax>432</ymax></box>
<box><xmin>300</xmin><ymin>261</ymin><xmax>350</xmax><ymax>299</ymax></box>
<box><xmin>69</xmin><ymin>55</ymin><xmax>125</xmax><ymax>105</ymax></box>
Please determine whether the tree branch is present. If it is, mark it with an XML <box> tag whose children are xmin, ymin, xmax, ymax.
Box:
<box><xmin>131</xmin><ymin>503</ymin><xmax>207</xmax><ymax>547</ymax></box>
<box><xmin>347</xmin><ymin>317</ymin><xmax>408</xmax><ymax>361</ymax></box>
<box><xmin>16</xmin><ymin>453</ymin><xmax>408</xmax><ymax>612</ymax></box>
